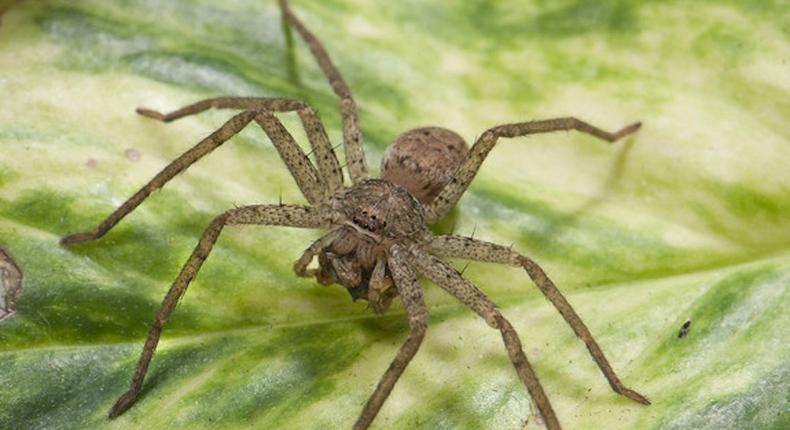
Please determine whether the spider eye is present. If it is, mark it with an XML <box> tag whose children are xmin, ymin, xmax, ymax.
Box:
<box><xmin>352</xmin><ymin>209</ymin><xmax>385</xmax><ymax>232</ymax></box>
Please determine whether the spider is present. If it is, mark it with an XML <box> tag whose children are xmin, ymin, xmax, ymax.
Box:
<box><xmin>61</xmin><ymin>1</ymin><xmax>650</xmax><ymax>428</ymax></box>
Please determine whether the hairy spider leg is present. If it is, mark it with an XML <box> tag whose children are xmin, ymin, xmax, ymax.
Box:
<box><xmin>61</xmin><ymin>106</ymin><xmax>332</xmax><ymax>244</ymax></box>
<box><xmin>354</xmin><ymin>245</ymin><xmax>427</xmax><ymax>430</ymax></box>
<box><xmin>279</xmin><ymin>0</ymin><xmax>368</xmax><ymax>183</ymax></box>
<box><xmin>409</xmin><ymin>246</ymin><xmax>562</xmax><ymax>430</ymax></box>
<box><xmin>293</xmin><ymin>229</ymin><xmax>344</xmax><ymax>278</ymax></box>
<box><xmin>62</xmin><ymin>111</ymin><xmax>253</xmax><ymax>244</ymax></box>
<box><xmin>138</xmin><ymin>97</ymin><xmax>343</xmax><ymax>193</ymax></box>
<box><xmin>427</xmin><ymin>235</ymin><xmax>651</xmax><ymax>405</ymax></box>
<box><xmin>253</xmin><ymin>110</ymin><xmax>326</xmax><ymax>203</ymax></box>
<box><xmin>425</xmin><ymin>118</ymin><xmax>641</xmax><ymax>223</ymax></box>
<box><xmin>108</xmin><ymin>204</ymin><xmax>329</xmax><ymax>418</ymax></box>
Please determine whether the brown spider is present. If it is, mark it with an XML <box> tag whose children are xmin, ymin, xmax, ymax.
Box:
<box><xmin>61</xmin><ymin>1</ymin><xmax>649</xmax><ymax>428</ymax></box>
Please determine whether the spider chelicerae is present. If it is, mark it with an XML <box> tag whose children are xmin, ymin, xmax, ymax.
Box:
<box><xmin>61</xmin><ymin>1</ymin><xmax>650</xmax><ymax>428</ymax></box>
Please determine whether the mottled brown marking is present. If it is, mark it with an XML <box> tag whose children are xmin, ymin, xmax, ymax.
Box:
<box><xmin>381</xmin><ymin>127</ymin><xmax>468</xmax><ymax>204</ymax></box>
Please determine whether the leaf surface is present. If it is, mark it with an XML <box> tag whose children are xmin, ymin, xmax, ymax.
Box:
<box><xmin>0</xmin><ymin>1</ymin><xmax>788</xmax><ymax>429</ymax></box>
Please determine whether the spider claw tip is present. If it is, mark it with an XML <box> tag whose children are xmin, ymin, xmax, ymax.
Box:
<box><xmin>60</xmin><ymin>231</ymin><xmax>98</xmax><ymax>245</ymax></box>
<box><xmin>108</xmin><ymin>390</ymin><xmax>138</xmax><ymax>419</ymax></box>
<box><xmin>136</xmin><ymin>108</ymin><xmax>165</xmax><ymax>121</ymax></box>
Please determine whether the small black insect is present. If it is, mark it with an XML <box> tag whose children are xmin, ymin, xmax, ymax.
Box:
<box><xmin>678</xmin><ymin>320</ymin><xmax>692</xmax><ymax>338</ymax></box>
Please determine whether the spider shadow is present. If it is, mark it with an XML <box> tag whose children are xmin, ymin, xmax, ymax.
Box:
<box><xmin>527</xmin><ymin>138</ymin><xmax>637</xmax><ymax>248</ymax></box>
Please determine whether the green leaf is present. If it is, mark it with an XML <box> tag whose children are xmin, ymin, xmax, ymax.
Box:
<box><xmin>1</xmin><ymin>1</ymin><xmax>788</xmax><ymax>429</ymax></box>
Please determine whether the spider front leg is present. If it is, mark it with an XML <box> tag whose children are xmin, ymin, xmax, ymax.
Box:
<box><xmin>137</xmin><ymin>97</ymin><xmax>344</xmax><ymax>192</ymax></box>
<box><xmin>62</xmin><ymin>108</ymin><xmax>329</xmax><ymax>244</ymax></box>
<box><xmin>427</xmin><ymin>235</ymin><xmax>651</xmax><ymax>406</ymax></box>
<box><xmin>109</xmin><ymin>204</ymin><xmax>328</xmax><ymax>418</ymax></box>
<box><xmin>409</xmin><ymin>246</ymin><xmax>562</xmax><ymax>430</ymax></box>
<box><xmin>135</xmin><ymin>96</ymin><xmax>306</xmax><ymax>122</ymax></box>
<box><xmin>61</xmin><ymin>110</ymin><xmax>257</xmax><ymax>244</ymax></box>
<box><xmin>355</xmin><ymin>245</ymin><xmax>427</xmax><ymax>430</ymax></box>
<box><xmin>425</xmin><ymin>117</ymin><xmax>641</xmax><ymax>223</ymax></box>
<box><xmin>279</xmin><ymin>0</ymin><xmax>368</xmax><ymax>183</ymax></box>
<box><xmin>293</xmin><ymin>228</ymin><xmax>343</xmax><ymax>281</ymax></box>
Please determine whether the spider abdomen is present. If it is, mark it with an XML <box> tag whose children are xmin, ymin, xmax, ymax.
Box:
<box><xmin>381</xmin><ymin>127</ymin><xmax>469</xmax><ymax>204</ymax></box>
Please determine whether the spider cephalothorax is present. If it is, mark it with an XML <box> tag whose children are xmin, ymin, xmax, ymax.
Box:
<box><xmin>320</xmin><ymin>179</ymin><xmax>430</xmax><ymax>312</ymax></box>
<box><xmin>61</xmin><ymin>1</ymin><xmax>650</xmax><ymax>429</ymax></box>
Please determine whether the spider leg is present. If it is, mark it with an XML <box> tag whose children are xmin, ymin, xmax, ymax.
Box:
<box><xmin>253</xmin><ymin>111</ymin><xmax>325</xmax><ymax>203</ymax></box>
<box><xmin>138</xmin><ymin>97</ymin><xmax>344</xmax><ymax>192</ymax></box>
<box><xmin>293</xmin><ymin>228</ymin><xmax>343</xmax><ymax>278</ymax></box>
<box><xmin>425</xmin><ymin>118</ymin><xmax>641</xmax><ymax>223</ymax></box>
<box><xmin>367</xmin><ymin>256</ymin><xmax>394</xmax><ymax>313</ymax></box>
<box><xmin>62</xmin><ymin>111</ymin><xmax>257</xmax><ymax>244</ymax></box>
<box><xmin>136</xmin><ymin>97</ymin><xmax>306</xmax><ymax>122</ymax></box>
<box><xmin>279</xmin><ymin>0</ymin><xmax>368</xmax><ymax>184</ymax></box>
<box><xmin>354</xmin><ymin>244</ymin><xmax>426</xmax><ymax>430</ymax></box>
<box><xmin>296</xmin><ymin>106</ymin><xmax>344</xmax><ymax>193</ymax></box>
<box><xmin>409</xmin><ymin>246</ymin><xmax>562</xmax><ymax>430</ymax></box>
<box><xmin>427</xmin><ymin>235</ymin><xmax>651</xmax><ymax>406</ymax></box>
<box><xmin>108</xmin><ymin>204</ymin><xmax>329</xmax><ymax>419</ymax></box>
<box><xmin>61</xmin><ymin>110</ymin><xmax>327</xmax><ymax>244</ymax></box>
